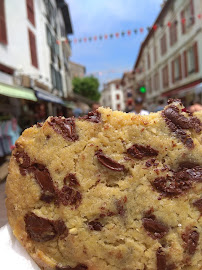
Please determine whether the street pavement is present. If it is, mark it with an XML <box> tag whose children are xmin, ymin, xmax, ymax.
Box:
<box><xmin>0</xmin><ymin>180</ymin><xmax>7</xmax><ymax>228</ymax></box>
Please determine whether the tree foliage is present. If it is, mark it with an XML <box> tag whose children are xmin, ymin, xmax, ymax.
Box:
<box><xmin>72</xmin><ymin>76</ymin><xmax>100</xmax><ymax>101</ymax></box>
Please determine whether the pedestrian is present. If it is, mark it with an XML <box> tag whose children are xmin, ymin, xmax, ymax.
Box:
<box><xmin>132</xmin><ymin>97</ymin><xmax>149</xmax><ymax>115</ymax></box>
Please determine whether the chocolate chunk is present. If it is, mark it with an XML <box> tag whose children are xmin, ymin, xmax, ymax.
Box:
<box><xmin>59</xmin><ymin>186</ymin><xmax>82</xmax><ymax>208</ymax></box>
<box><xmin>182</xmin><ymin>229</ymin><xmax>199</xmax><ymax>255</ymax></box>
<box><xmin>152</xmin><ymin>165</ymin><xmax>202</xmax><ymax>197</ymax></box>
<box><xmin>79</xmin><ymin>110</ymin><xmax>101</xmax><ymax>123</ymax></box>
<box><xmin>193</xmin><ymin>198</ymin><xmax>202</xmax><ymax>213</ymax></box>
<box><xmin>163</xmin><ymin>106</ymin><xmax>190</xmax><ymax>129</ymax></box>
<box><xmin>156</xmin><ymin>248</ymin><xmax>166</xmax><ymax>270</ymax></box>
<box><xmin>24</xmin><ymin>213</ymin><xmax>67</xmax><ymax>242</ymax></box>
<box><xmin>95</xmin><ymin>150</ymin><xmax>125</xmax><ymax>171</ymax></box>
<box><xmin>145</xmin><ymin>158</ymin><xmax>158</xmax><ymax>167</ymax></box>
<box><xmin>14</xmin><ymin>150</ymin><xmax>56</xmax><ymax>202</ymax></box>
<box><xmin>31</xmin><ymin>163</ymin><xmax>55</xmax><ymax>196</ymax></box>
<box><xmin>48</xmin><ymin>117</ymin><xmax>78</xmax><ymax>141</ymax></box>
<box><xmin>88</xmin><ymin>220</ymin><xmax>103</xmax><ymax>231</ymax></box>
<box><xmin>127</xmin><ymin>144</ymin><xmax>158</xmax><ymax>159</ymax></box>
<box><xmin>142</xmin><ymin>212</ymin><xmax>168</xmax><ymax>239</ymax></box>
<box><xmin>156</xmin><ymin>248</ymin><xmax>175</xmax><ymax>270</ymax></box>
<box><xmin>167</xmin><ymin>98</ymin><xmax>182</xmax><ymax>105</ymax></box>
<box><xmin>14</xmin><ymin>150</ymin><xmax>31</xmax><ymax>176</ymax></box>
<box><xmin>36</xmin><ymin>122</ymin><xmax>43</xmax><ymax>128</ymax></box>
<box><xmin>64</xmin><ymin>173</ymin><xmax>80</xmax><ymax>187</ymax></box>
<box><xmin>56</xmin><ymin>264</ymin><xmax>88</xmax><ymax>270</ymax></box>
<box><xmin>162</xmin><ymin>104</ymin><xmax>202</xmax><ymax>148</ymax></box>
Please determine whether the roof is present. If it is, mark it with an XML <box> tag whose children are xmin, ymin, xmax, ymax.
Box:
<box><xmin>106</xmin><ymin>78</ymin><xmax>121</xmax><ymax>85</ymax></box>
<box><xmin>56</xmin><ymin>0</ymin><xmax>73</xmax><ymax>35</ymax></box>
<box><xmin>134</xmin><ymin>0</ymin><xmax>173</xmax><ymax>69</ymax></box>
<box><xmin>121</xmin><ymin>71</ymin><xmax>134</xmax><ymax>83</ymax></box>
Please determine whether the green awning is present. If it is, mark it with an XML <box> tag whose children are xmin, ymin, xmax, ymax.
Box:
<box><xmin>0</xmin><ymin>82</ymin><xmax>37</xmax><ymax>101</ymax></box>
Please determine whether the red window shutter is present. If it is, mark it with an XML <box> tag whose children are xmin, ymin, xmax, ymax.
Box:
<box><xmin>28</xmin><ymin>29</ymin><xmax>38</xmax><ymax>68</ymax></box>
<box><xmin>190</xmin><ymin>0</ymin><xmax>195</xmax><ymax>25</ymax></box>
<box><xmin>181</xmin><ymin>10</ymin><xmax>185</xmax><ymax>34</ymax></box>
<box><xmin>178</xmin><ymin>55</ymin><xmax>181</xmax><ymax>79</ymax></box>
<box><xmin>194</xmin><ymin>42</ymin><xmax>199</xmax><ymax>72</ymax></box>
<box><xmin>183</xmin><ymin>50</ymin><xmax>188</xmax><ymax>77</ymax></box>
<box><xmin>26</xmin><ymin>0</ymin><xmax>35</xmax><ymax>26</ymax></box>
<box><xmin>0</xmin><ymin>0</ymin><xmax>7</xmax><ymax>44</ymax></box>
<box><xmin>172</xmin><ymin>60</ymin><xmax>175</xmax><ymax>83</ymax></box>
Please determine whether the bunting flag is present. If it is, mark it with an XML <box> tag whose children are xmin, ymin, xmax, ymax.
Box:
<box><xmin>61</xmin><ymin>13</ymin><xmax>202</xmax><ymax>45</ymax></box>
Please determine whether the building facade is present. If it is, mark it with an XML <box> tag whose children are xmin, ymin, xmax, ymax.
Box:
<box><xmin>0</xmin><ymin>0</ymin><xmax>73</xmax><ymax>114</ymax></box>
<box><xmin>69</xmin><ymin>61</ymin><xmax>86</xmax><ymax>79</ymax></box>
<box><xmin>100</xmin><ymin>79</ymin><xmax>125</xmax><ymax>111</ymax></box>
<box><xmin>133</xmin><ymin>0</ymin><xmax>202</xmax><ymax>110</ymax></box>
<box><xmin>121</xmin><ymin>71</ymin><xmax>136</xmax><ymax>112</ymax></box>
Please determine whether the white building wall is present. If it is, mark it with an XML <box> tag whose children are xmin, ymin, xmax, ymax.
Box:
<box><xmin>0</xmin><ymin>0</ymin><xmax>71</xmax><ymax>96</ymax></box>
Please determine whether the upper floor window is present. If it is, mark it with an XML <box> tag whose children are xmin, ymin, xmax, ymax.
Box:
<box><xmin>162</xmin><ymin>65</ymin><xmax>169</xmax><ymax>88</ymax></box>
<box><xmin>116</xmin><ymin>84</ymin><xmax>119</xmax><ymax>89</ymax></box>
<box><xmin>181</xmin><ymin>0</ymin><xmax>194</xmax><ymax>34</ymax></box>
<box><xmin>160</xmin><ymin>34</ymin><xmax>167</xmax><ymax>55</ymax></box>
<box><xmin>147</xmin><ymin>52</ymin><xmax>150</xmax><ymax>70</ymax></box>
<box><xmin>154</xmin><ymin>46</ymin><xmax>157</xmax><ymax>63</ymax></box>
<box><xmin>28</xmin><ymin>28</ymin><xmax>38</xmax><ymax>68</ymax></box>
<box><xmin>153</xmin><ymin>72</ymin><xmax>159</xmax><ymax>91</ymax></box>
<box><xmin>26</xmin><ymin>0</ymin><xmax>35</xmax><ymax>26</ymax></box>
<box><xmin>116</xmin><ymin>94</ymin><xmax>120</xmax><ymax>100</ymax></box>
<box><xmin>0</xmin><ymin>0</ymin><xmax>7</xmax><ymax>44</ymax></box>
<box><xmin>172</xmin><ymin>55</ymin><xmax>182</xmax><ymax>82</ymax></box>
<box><xmin>170</xmin><ymin>21</ymin><xmax>177</xmax><ymax>46</ymax></box>
<box><xmin>188</xmin><ymin>42</ymin><xmax>198</xmax><ymax>74</ymax></box>
<box><xmin>117</xmin><ymin>104</ymin><xmax>121</xmax><ymax>110</ymax></box>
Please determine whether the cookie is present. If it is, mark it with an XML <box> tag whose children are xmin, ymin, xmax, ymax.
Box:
<box><xmin>6</xmin><ymin>99</ymin><xmax>202</xmax><ymax>270</ymax></box>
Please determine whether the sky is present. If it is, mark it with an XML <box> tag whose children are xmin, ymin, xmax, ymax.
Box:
<box><xmin>66</xmin><ymin>0</ymin><xmax>163</xmax><ymax>89</ymax></box>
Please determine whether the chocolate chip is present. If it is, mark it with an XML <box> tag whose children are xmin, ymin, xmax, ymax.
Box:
<box><xmin>88</xmin><ymin>220</ymin><xmax>103</xmax><ymax>231</ymax></box>
<box><xmin>162</xmin><ymin>104</ymin><xmax>202</xmax><ymax>148</ymax></box>
<box><xmin>14</xmin><ymin>150</ymin><xmax>31</xmax><ymax>175</ymax></box>
<box><xmin>79</xmin><ymin>110</ymin><xmax>101</xmax><ymax>123</ymax></box>
<box><xmin>56</xmin><ymin>264</ymin><xmax>88</xmax><ymax>270</ymax></box>
<box><xmin>142</xmin><ymin>211</ymin><xmax>168</xmax><ymax>239</ymax></box>
<box><xmin>156</xmin><ymin>248</ymin><xmax>166</xmax><ymax>270</ymax></box>
<box><xmin>59</xmin><ymin>186</ymin><xmax>82</xmax><ymax>208</ymax></box>
<box><xmin>36</xmin><ymin>122</ymin><xmax>43</xmax><ymax>128</ymax></box>
<box><xmin>152</xmin><ymin>165</ymin><xmax>202</xmax><ymax>197</ymax></box>
<box><xmin>48</xmin><ymin>117</ymin><xmax>78</xmax><ymax>141</ymax></box>
<box><xmin>182</xmin><ymin>229</ymin><xmax>199</xmax><ymax>255</ymax></box>
<box><xmin>95</xmin><ymin>150</ymin><xmax>125</xmax><ymax>171</ymax></box>
<box><xmin>64</xmin><ymin>173</ymin><xmax>80</xmax><ymax>187</ymax></box>
<box><xmin>127</xmin><ymin>144</ymin><xmax>158</xmax><ymax>159</ymax></box>
<box><xmin>193</xmin><ymin>198</ymin><xmax>202</xmax><ymax>213</ymax></box>
<box><xmin>145</xmin><ymin>158</ymin><xmax>158</xmax><ymax>167</ymax></box>
<box><xmin>167</xmin><ymin>98</ymin><xmax>182</xmax><ymax>105</ymax></box>
<box><xmin>24</xmin><ymin>213</ymin><xmax>67</xmax><ymax>242</ymax></box>
<box><xmin>156</xmin><ymin>248</ymin><xmax>176</xmax><ymax>270</ymax></box>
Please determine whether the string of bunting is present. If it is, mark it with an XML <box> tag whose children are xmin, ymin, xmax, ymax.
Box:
<box><xmin>57</xmin><ymin>13</ymin><xmax>202</xmax><ymax>45</ymax></box>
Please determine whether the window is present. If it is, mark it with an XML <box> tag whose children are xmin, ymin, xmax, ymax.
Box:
<box><xmin>26</xmin><ymin>0</ymin><xmax>35</xmax><ymax>26</ymax></box>
<box><xmin>187</xmin><ymin>42</ymin><xmax>198</xmax><ymax>74</ymax></box>
<box><xmin>181</xmin><ymin>0</ymin><xmax>195</xmax><ymax>34</ymax></box>
<box><xmin>0</xmin><ymin>0</ymin><xmax>7</xmax><ymax>44</ymax></box>
<box><xmin>148</xmin><ymin>77</ymin><xmax>152</xmax><ymax>93</ymax></box>
<box><xmin>154</xmin><ymin>46</ymin><xmax>157</xmax><ymax>63</ymax></box>
<box><xmin>116</xmin><ymin>84</ymin><xmax>119</xmax><ymax>89</ymax></box>
<box><xmin>50</xmin><ymin>64</ymin><xmax>63</xmax><ymax>93</ymax></box>
<box><xmin>116</xmin><ymin>94</ymin><xmax>120</xmax><ymax>100</ymax></box>
<box><xmin>154</xmin><ymin>72</ymin><xmax>159</xmax><ymax>91</ymax></box>
<box><xmin>160</xmin><ymin>34</ymin><xmax>167</xmax><ymax>55</ymax></box>
<box><xmin>147</xmin><ymin>52</ymin><xmax>150</xmax><ymax>69</ymax></box>
<box><xmin>173</xmin><ymin>56</ymin><xmax>181</xmax><ymax>81</ymax></box>
<box><xmin>162</xmin><ymin>65</ymin><xmax>169</xmax><ymax>88</ymax></box>
<box><xmin>117</xmin><ymin>104</ymin><xmax>121</xmax><ymax>110</ymax></box>
<box><xmin>28</xmin><ymin>29</ymin><xmax>38</xmax><ymax>68</ymax></box>
<box><xmin>170</xmin><ymin>21</ymin><xmax>177</xmax><ymax>46</ymax></box>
